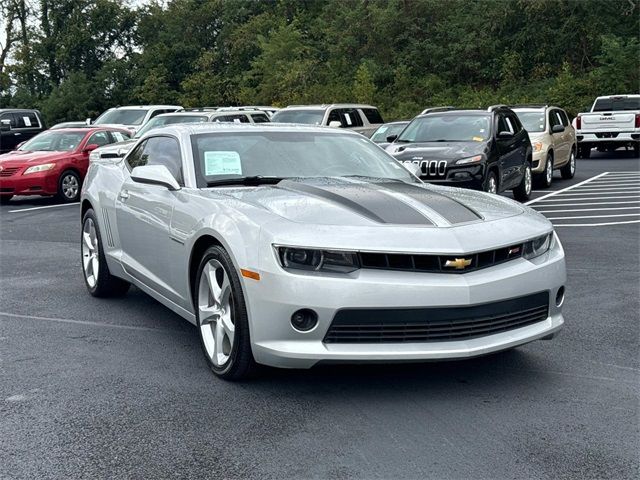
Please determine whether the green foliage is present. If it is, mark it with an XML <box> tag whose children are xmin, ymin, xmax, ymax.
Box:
<box><xmin>1</xmin><ymin>0</ymin><xmax>638</xmax><ymax>122</ymax></box>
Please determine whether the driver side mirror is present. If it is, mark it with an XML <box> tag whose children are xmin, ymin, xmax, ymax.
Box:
<box><xmin>328</xmin><ymin>120</ymin><xmax>342</xmax><ymax>128</ymax></box>
<box><xmin>131</xmin><ymin>165</ymin><xmax>181</xmax><ymax>191</ymax></box>
<box><xmin>83</xmin><ymin>143</ymin><xmax>99</xmax><ymax>153</ymax></box>
<box><xmin>497</xmin><ymin>131</ymin><xmax>514</xmax><ymax>139</ymax></box>
<box><xmin>0</xmin><ymin>120</ymin><xmax>11</xmax><ymax>132</ymax></box>
<box><xmin>386</xmin><ymin>134</ymin><xmax>398</xmax><ymax>143</ymax></box>
<box><xmin>551</xmin><ymin>124</ymin><xmax>565</xmax><ymax>134</ymax></box>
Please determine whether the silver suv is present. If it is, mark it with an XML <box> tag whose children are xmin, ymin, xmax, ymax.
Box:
<box><xmin>271</xmin><ymin>104</ymin><xmax>384</xmax><ymax>137</ymax></box>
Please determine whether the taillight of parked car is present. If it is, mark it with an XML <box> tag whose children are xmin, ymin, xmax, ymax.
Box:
<box><xmin>576</xmin><ymin>115</ymin><xmax>582</xmax><ymax>130</ymax></box>
<box><xmin>635</xmin><ymin>113</ymin><xmax>640</xmax><ymax>128</ymax></box>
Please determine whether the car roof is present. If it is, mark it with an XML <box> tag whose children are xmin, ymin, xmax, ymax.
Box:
<box><xmin>595</xmin><ymin>94</ymin><xmax>640</xmax><ymax>100</ymax></box>
<box><xmin>106</xmin><ymin>105</ymin><xmax>182</xmax><ymax>110</ymax></box>
<box><xmin>281</xmin><ymin>104</ymin><xmax>377</xmax><ymax>111</ymax></box>
<box><xmin>144</xmin><ymin>122</ymin><xmax>364</xmax><ymax>137</ymax></box>
<box><xmin>417</xmin><ymin>109</ymin><xmax>492</xmax><ymax>118</ymax></box>
<box><xmin>48</xmin><ymin>127</ymin><xmax>129</xmax><ymax>133</ymax></box>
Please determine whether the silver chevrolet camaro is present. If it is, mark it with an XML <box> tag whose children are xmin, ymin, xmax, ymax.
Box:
<box><xmin>81</xmin><ymin>123</ymin><xmax>566</xmax><ymax>380</ymax></box>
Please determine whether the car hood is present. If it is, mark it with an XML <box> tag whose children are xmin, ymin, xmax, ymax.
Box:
<box><xmin>207</xmin><ymin>177</ymin><xmax>525</xmax><ymax>228</ymax></box>
<box><xmin>0</xmin><ymin>150</ymin><xmax>71</xmax><ymax>166</ymax></box>
<box><xmin>386</xmin><ymin>141</ymin><xmax>488</xmax><ymax>162</ymax></box>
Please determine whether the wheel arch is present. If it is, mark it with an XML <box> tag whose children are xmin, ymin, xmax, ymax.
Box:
<box><xmin>81</xmin><ymin>199</ymin><xmax>93</xmax><ymax>219</ymax></box>
<box><xmin>188</xmin><ymin>234</ymin><xmax>224</xmax><ymax>306</ymax></box>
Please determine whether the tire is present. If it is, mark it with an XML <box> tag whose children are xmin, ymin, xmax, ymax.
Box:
<box><xmin>194</xmin><ymin>245</ymin><xmax>257</xmax><ymax>381</ymax></box>
<box><xmin>512</xmin><ymin>163</ymin><xmax>532</xmax><ymax>202</ymax></box>
<box><xmin>578</xmin><ymin>145</ymin><xmax>591</xmax><ymax>159</ymax></box>
<box><xmin>536</xmin><ymin>153</ymin><xmax>553</xmax><ymax>189</ymax></box>
<box><xmin>561</xmin><ymin>149</ymin><xmax>576</xmax><ymax>180</ymax></box>
<box><xmin>81</xmin><ymin>209</ymin><xmax>130</xmax><ymax>297</ymax></box>
<box><xmin>0</xmin><ymin>195</ymin><xmax>12</xmax><ymax>204</ymax></box>
<box><xmin>484</xmin><ymin>170</ymin><xmax>498</xmax><ymax>194</ymax></box>
<box><xmin>57</xmin><ymin>170</ymin><xmax>81</xmax><ymax>203</ymax></box>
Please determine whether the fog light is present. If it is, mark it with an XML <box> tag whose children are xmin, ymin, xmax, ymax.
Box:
<box><xmin>291</xmin><ymin>309</ymin><xmax>318</xmax><ymax>332</ymax></box>
<box><xmin>556</xmin><ymin>286</ymin><xmax>565</xmax><ymax>307</ymax></box>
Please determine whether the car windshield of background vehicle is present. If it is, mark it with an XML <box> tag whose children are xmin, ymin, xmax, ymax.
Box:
<box><xmin>94</xmin><ymin>109</ymin><xmax>148</xmax><ymax>126</ymax></box>
<box><xmin>397</xmin><ymin>115</ymin><xmax>491</xmax><ymax>142</ymax></box>
<box><xmin>134</xmin><ymin>115</ymin><xmax>208</xmax><ymax>138</ymax></box>
<box><xmin>514</xmin><ymin>112</ymin><xmax>546</xmax><ymax>132</ymax></box>
<box><xmin>18</xmin><ymin>131</ymin><xmax>86</xmax><ymax>152</ymax></box>
<box><xmin>192</xmin><ymin>131</ymin><xmax>418</xmax><ymax>185</ymax></box>
<box><xmin>270</xmin><ymin>110</ymin><xmax>325</xmax><ymax>125</ymax></box>
<box><xmin>592</xmin><ymin>97</ymin><xmax>640</xmax><ymax>112</ymax></box>
<box><xmin>370</xmin><ymin>123</ymin><xmax>407</xmax><ymax>142</ymax></box>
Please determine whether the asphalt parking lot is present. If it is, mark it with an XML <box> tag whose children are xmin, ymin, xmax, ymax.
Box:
<box><xmin>1</xmin><ymin>152</ymin><xmax>638</xmax><ymax>479</ymax></box>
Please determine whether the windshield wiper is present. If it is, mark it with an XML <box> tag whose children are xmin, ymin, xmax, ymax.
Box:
<box><xmin>206</xmin><ymin>176</ymin><xmax>287</xmax><ymax>187</ymax></box>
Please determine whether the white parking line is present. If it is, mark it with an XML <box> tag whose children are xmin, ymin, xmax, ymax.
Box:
<box><xmin>525</xmin><ymin>172</ymin><xmax>608</xmax><ymax>206</ymax></box>
<box><xmin>572</xmin><ymin>186</ymin><xmax>640</xmax><ymax>192</ymax></box>
<box><xmin>536</xmin><ymin>200</ymin><xmax>640</xmax><ymax>207</ymax></box>
<box><xmin>536</xmin><ymin>195</ymin><xmax>640</xmax><ymax>202</ymax></box>
<box><xmin>537</xmin><ymin>206</ymin><xmax>640</xmax><ymax>213</ymax></box>
<box><xmin>546</xmin><ymin>213</ymin><xmax>640</xmax><ymax>220</ymax></box>
<box><xmin>554</xmin><ymin>220</ymin><xmax>640</xmax><ymax>227</ymax></box>
<box><xmin>540</xmin><ymin>191</ymin><xmax>639</xmax><ymax>197</ymax></box>
<box><xmin>7</xmin><ymin>203</ymin><xmax>78</xmax><ymax>213</ymax></box>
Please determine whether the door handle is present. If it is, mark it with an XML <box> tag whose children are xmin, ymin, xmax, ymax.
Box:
<box><xmin>118</xmin><ymin>190</ymin><xmax>130</xmax><ymax>201</ymax></box>
<box><xmin>14</xmin><ymin>133</ymin><xmax>21</xmax><ymax>136</ymax></box>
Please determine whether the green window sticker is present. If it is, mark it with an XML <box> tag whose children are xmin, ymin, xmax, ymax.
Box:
<box><xmin>204</xmin><ymin>151</ymin><xmax>242</xmax><ymax>176</ymax></box>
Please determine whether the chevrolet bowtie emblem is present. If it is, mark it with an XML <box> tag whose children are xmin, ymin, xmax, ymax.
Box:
<box><xmin>445</xmin><ymin>258</ymin><xmax>472</xmax><ymax>269</ymax></box>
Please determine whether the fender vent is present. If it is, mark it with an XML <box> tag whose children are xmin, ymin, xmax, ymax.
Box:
<box><xmin>101</xmin><ymin>208</ymin><xmax>115</xmax><ymax>248</ymax></box>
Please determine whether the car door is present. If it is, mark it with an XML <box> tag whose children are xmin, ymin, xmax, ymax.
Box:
<box><xmin>0</xmin><ymin>112</ymin><xmax>19</xmax><ymax>153</ymax></box>
<box><xmin>557</xmin><ymin>110</ymin><xmax>573</xmax><ymax>166</ymax></box>
<box><xmin>549</xmin><ymin>109</ymin><xmax>569</xmax><ymax>166</ymax></box>
<box><xmin>115</xmin><ymin>135</ymin><xmax>184</xmax><ymax>303</ymax></box>
<box><xmin>495</xmin><ymin>113</ymin><xmax>521</xmax><ymax>189</ymax></box>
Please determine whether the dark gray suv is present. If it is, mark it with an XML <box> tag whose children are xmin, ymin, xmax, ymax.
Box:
<box><xmin>0</xmin><ymin>109</ymin><xmax>46</xmax><ymax>153</ymax></box>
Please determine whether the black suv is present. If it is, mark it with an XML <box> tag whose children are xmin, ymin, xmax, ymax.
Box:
<box><xmin>385</xmin><ymin>106</ymin><xmax>533</xmax><ymax>201</ymax></box>
<box><xmin>0</xmin><ymin>109</ymin><xmax>46</xmax><ymax>154</ymax></box>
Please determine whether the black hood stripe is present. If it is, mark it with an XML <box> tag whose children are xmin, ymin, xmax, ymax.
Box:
<box><xmin>278</xmin><ymin>180</ymin><xmax>434</xmax><ymax>225</ymax></box>
<box><xmin>377</xmin><ymin>181</ymin><xmax>481</xmax><ymax>224</ymax></box>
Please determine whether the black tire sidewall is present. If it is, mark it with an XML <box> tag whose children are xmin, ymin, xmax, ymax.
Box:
<box><xmin>58</xmin><ymin>170</ymin><xmax>81</xmax><ymax>203</ymax></box>
<box><xmin>194</xmin><ymin>245</ymin><xmax>254</xmax><ymax>379</ymax></box>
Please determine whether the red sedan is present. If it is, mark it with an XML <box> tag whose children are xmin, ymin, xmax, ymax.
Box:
<box><xmin>0</xmin><ymin>127</ymin><xmax>130</xmax><ymax>203</ymax></box>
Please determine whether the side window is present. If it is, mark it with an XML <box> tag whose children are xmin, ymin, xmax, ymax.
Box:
<box><xmin>251</xmin><ymin>113</ymin><xmax>270</xmax><ymax>123</ymax></box>
<box><xmin>549</xmin><ymin>110</ymin><xmax>561</xmax><ymax>128</ymax></box>
<box><xmin>110</xmin><ymin>131</ymin><xmax>130</xmax><ymax>142</ymax></box>
<box><xmin>342</xmin><ymin>108</ymin><xmax>363</xmax><ymax>127</ymax></box>
<box><xmin>143</xmin><ymin>136</ymin><xmax>184</xmax><ymax>185</ymax></box>
<box><xmin>126</xmin><ymin>140</ymin><xmax>149</xmax><ymax>169</ymax></box>
<box><xmin>327</xmin><ymin>109</ymin><xmax>341</xmax><ymax>125</ymax></box>
<box><xmin>87</xmin><ymin>131</ymin><xmax>112</xmax><ymax>147</ymax></box>
<box><xmin>148</xmin><ymin>109</ymin><xmax>165</xmax><ymax>120</ymax></box>
<box><xmin>361</xmin><ymin>108</ymin><xmax>384</xmax><ymax>124</ymax></box>
<box><xmin>497</xmin><ymin>114</ymin><xmax>511</xmax><ymax>134</ymax></box>
<box><xmin>559</xmin><ymin>110</ymin><xmax>569</xmax><ymax>126</ymax></box>
<box><xmin>507</xmin><ymin>113</ymin><xmax>522</xmax><ymax>133</ymax></box>
<box><xmin>0</xmin><ymin>112</ymin><xmax>17</xmax><ymax>128</ymax></box>
<box><xmin>15</xmin><ymin>112</ymin><xmax>39</xmax><ymax>129</ymax></box>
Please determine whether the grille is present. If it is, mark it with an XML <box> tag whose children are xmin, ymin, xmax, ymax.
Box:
<box><xmin>418</xmin><ymin>160</ymin><xmax>447</xmax><ymax>177</ymax></box>
<box><xmin>0</xmin><ymin>167</ymin><xmax>20</xmax><ymax>177</ymax></box>
<box><xmin>358</xmin><ymin>244</ymin><xmax>523</xmax><ymax>274</ymax></box>
<box><xmin>324</xmin><ymin>291</ymin><xmax>549</xmax><ymax>344</ymax></box>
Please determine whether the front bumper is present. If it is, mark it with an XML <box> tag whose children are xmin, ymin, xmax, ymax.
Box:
<box><xmin>0</xmin><ymin>168</ymin><xmax>59</xmax><ymax>196</ymax></box>
<box><xmin>418</xmin><ymin>164</ymin><xmax>485</xmax><ymax>190</ymax></box>
<box><xmin>245</xmin><ymin>242</ymin><xmax>566</xmax><ymax>368</ymax></box>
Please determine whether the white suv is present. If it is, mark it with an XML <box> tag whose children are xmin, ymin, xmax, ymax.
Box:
<box><xmin>271</xmin><ymin>104</ymin><xmax>384</xmax><ymax>137</ymax></box>
<box><xmin>92</xmin><ymin>105</ymin><xmax>183</xmax><ymax>134</ymax></box>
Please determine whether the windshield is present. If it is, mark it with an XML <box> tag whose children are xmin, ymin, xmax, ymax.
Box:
<box><xmin>398</xmin><ymin>114</ymin><xmax>491</xmax><ymax>142</ymax></box>
<box><xmin>514</xmin><ymin>111</ymin><xmax>546</xmax><ymax>133</ymax></box>
<box><xmin>592</xmin><ymin>97</ymin><xmax>640</xmax><ymax>112</ymax></box>
<box><xmin>271</xmin><ymin>110</ymin><xmax>325</xmax><ymax>125</ymax></box>
<box><xmin>19</xmin><ymin>131</ymin><xmax>86</xmax><ymax>152</ymax></box>
<box><xmin>134</xmin><ymin>115</ymin><xmax>207</xmax><ymax>138</ymax></box>
<box><xmin>370</xmin><ymin>123</ymin><xmax>408</xmax><ymax>143</ymax></box>
<box><xmin>191</xmin><ymin>131</ymin><xmax>417</xmax><ymax>185</ymax></box>
<box><xmin>94</xmin><ymin>109</ymin><xmax>148</xmax><ymax>126</ymax></box>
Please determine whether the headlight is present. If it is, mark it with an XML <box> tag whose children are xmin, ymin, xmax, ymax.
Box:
<box><xmin>277</xmin><ymin>247</ymin><xmax>360</xmax><ymax>273</ymax></box>
<box><xmin>455</xmin><ymin>154</ymin><xmax>483</xmax><ymax>165</ymax></box>
<box><xmin>532</xmin><ymin>142</ymin><xmax>543</xmax><ymax>152</ymax></box>
<box><xmin>523</xmin><ymin>233</ymin><xmax>554</xmax><ymax>260</ymax></box>
<box><xmin>23</xmin><ymin>163</ymin><xmax>55</xmax><ymax>175</ymax></box>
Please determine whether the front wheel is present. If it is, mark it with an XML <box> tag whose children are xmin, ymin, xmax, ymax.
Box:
<box><xmin>82</xmin><ymin>209</ymin><xmax>130</xmax><ymax>297</ymax></box>
<box><xmin>512</xmin><ymin>164</ymin><xmax>532</xmax><ymax>202</ymax></box>
<box><xmin>484</xmin><ymin>170</ymin><xmax>498</xmax><ymax>194</ymax></box>
<box><xmin>195</xmin><ymin>245</ymin><xmax>257</xmax><ymax>381</ymax></box>
<box><xmin>536</xmin><ymin>153</ymin><xmax>553</xmax><ymax>188</ymax></box>
<box><xmin>561</xmin><ymin>150</ymin><xmax>576</xmax><ymax>179</ymax></box>
<box><xmin>58</xmin><ymin>170</ymin><xmax>81</xmax><ymax>203</ymax></box>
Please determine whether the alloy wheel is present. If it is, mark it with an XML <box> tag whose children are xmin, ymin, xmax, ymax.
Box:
<box><xmin>525</xmin><ymin>166</ymin><xmax>532</xmax><ymax>196</ymax></box>
<box><xmin>62</xmin><ymin>174</ymin><xmax>79</xmax><ymax>199</ymax></box>
<box><xmin>198</xmin><ymin>259</ymin><xmax>235</xmax><ymax>367</ymax></box>
<box><xmin>545</xmin><ymin>157</ymin><xmax>553</xmax><ymax>185</ymax></box>
<box><xmin>488</xmin><ymin>176</ymin><xmax>497</xmax><ymax>194</ymax></box>
<box><xmin>81</xmin><ymin>218</ymin><xmax>99</xmax><ymax>288</ymax></box>
<box><xmin>570</xmin><ymin>152</ymin><xmax>576</xmax><ymax>175</ymax></box>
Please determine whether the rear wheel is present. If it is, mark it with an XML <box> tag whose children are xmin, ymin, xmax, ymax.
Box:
<box><xmin>561</xmin><ymin>149</ymin><xmax>576</xmax><ymax>179</ymax></box>
<box><xmin>195</xmin><ymin>245</ymin><xmax>257</xmax><ymax>380</ymax></box>
<box><xmin>578</xmin><ymin>145</ymin><xmax>591</xmax><ymax>159</ymax></box>
<box><xmin>57</xmin><ymin>170</ymin><xmax>81</xmax><ymax>203</ymax></box>
<box><xmin>82</xmin><ymin>209</ymin><xmax>130</xmax><ymax>297</ymax></box>
<box><xmin>512</xmin><ymin>163</ymin><xmax>532</xmax><ymax>202</ymax></box>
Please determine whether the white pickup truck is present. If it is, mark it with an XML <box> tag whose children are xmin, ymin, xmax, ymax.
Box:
<box><xmin>574</xmin><ymin>94</ymin><xmax>640</xmax><ymax>158</ymax></box>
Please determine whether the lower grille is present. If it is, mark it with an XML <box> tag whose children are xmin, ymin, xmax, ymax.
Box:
<box><xmin>595</xmin><ymin>132</ymin><xmax>619</xmax><ymax>139</ymax></box>
<box><xmin>324</xmin><ymin>291</ymin><xmax>549</xmax><ymax>344</ymax></box>
<box><xmin>0</xmin><ymin>167</ymin><xmax>20</xmax><ymax>177</ymax></box>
